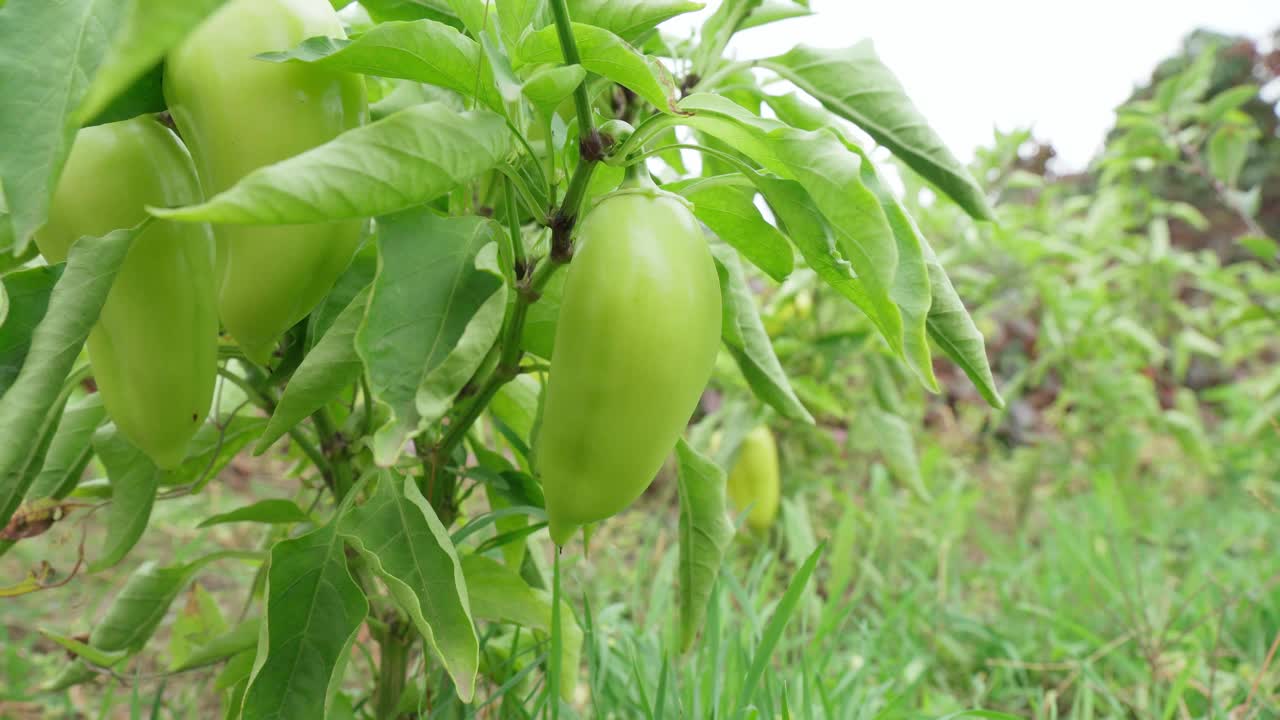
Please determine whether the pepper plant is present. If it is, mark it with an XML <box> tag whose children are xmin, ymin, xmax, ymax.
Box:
<box><xmin>0</xmin><ymin>0</ymin><xmax>1002</xmax><ymax>716</ymax></box>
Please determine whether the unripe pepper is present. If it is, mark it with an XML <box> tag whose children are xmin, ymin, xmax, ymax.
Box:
<box><xmin>537</xmin><ymin>170</ymin><xmax>722</xmax><ymax>545</ymax></box>
<box><xmin>36</xmin><ymin>117</ymin><xmax>217</xmax><ymax>469</ymax></box>
<box><xmin>727</xmin><ymin>425</ymin><xmax>781</xmax><ymax>532</ymax></box>
<box><xmin>164</xmin><ymin>0</ymin><xmax>368</xmax><ymax>365</ymax></box>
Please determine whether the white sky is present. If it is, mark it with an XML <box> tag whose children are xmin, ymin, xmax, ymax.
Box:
<box><xmin>666</xmin><ymin>1</ymin><xmax>1280</xmax><ymax>171</ymax></box>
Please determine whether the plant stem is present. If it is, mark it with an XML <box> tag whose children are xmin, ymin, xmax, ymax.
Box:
<box><xmin>374</xmin><ymin>621</ymin><xmax>412</xmax><ymax>720</ymax></box>
<box><xmin>425</xmin><ymin>0</ymin><xmax>599</xmax><ymax>487</ymax></box>
<box><xmin>548</xmin><ymin>0</ymin><xmax>594</xmax><ymax>142</ymax></box>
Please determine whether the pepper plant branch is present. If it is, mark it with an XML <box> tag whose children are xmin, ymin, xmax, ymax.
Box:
<box><xmin>426</xmin><ymin>0</ymin><xmax>603</xmax><ymax>495</ymax></box>
<box><xmin>548</xmin><ymin>0</ymin><xmax>595</xmax><ymax>145</ymax></box>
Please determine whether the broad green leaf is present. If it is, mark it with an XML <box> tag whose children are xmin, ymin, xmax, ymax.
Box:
<box><xmin>310</xmin><ymin>242</ymin><xmax>377</xmax><ymax>343</ymax></box>
<box><xmin>497</xmin><ymin>0</ymin><xmax>547</xmax><ymax>49</ymax></box>
<box><xmin>361</xmin><ymin>0</ymin><xmax>462</xmax><ymax>25</ymax></box>
<box><xmin>357</xmin><ymin>212</ymin><xmax>504</xmax><ymax>465</ymax></box>
<box><xmin>341</xmin><ymin>471</ymin><xmax>479</xmax><ymax>701</ymax></box>
<box><xmin>1206</xmin><ymin>124</ymin><xmax>1255</xmax><ymax>188</ymax></box>
<box><xmin>674</xmin><ymin>176</ymin><xmax>794</xmax><ymax>282</ymax></box>
<box><xmin>566</xmin><ymin>0</ymin><xmax>704</xmax><ymax>42</ymax></box>
<box><xmin>1201</xmin><ymin>84</ymin><xmax>1258</xmax><ymax>124</ymax></box>
<box><xmin>740</xmin><ymin>0</ymin><xmax>811</xmax><ymax>30</ymax></box>
<box><xmin>257</xmin><ymin>286</ymin><xmax>371</xmax><ymax>453</ymax></box>
<box><xmin>78</xmin><ymin>0</ymin><xmax>229</xmax><ymax>122</ymax></box>
<box><xmin>670</xmin><ymin>93</ymin><xmax>789</xmax><ymax>174</ymax></box>
<box><xmin>0</xmin><ymin>226</ymin><xmax>136</xmax><ymax>530</ymax></box>
<box><xmin>772</xmin><ymin>129</ymin><xmax>904</xmax><ymax>353</ymax></box>
<box><xmin>90</xmin><ymin>425</ymin><xmax>162</xmax><ymax>571</ymax></box>
<box><xmin>0</xmin><ymin>0</ymin><xmax>127</xmax><ymax>251</ymax></box>
<box><xmin>174</xmin><ymin>618</ymin><xmax>261</xmax><ymax>671</ymax></box>
<box><xmin>862</xmin><ymin>408</ymin><xmax>928</xmax><ymax>500</ymax></box>
<box><xmin>516</xmin><ymin>23</ymin><xmax>680</xmax><ymax>114</ymax></box>
<box><xmin>848</xmin><ymin>145</ymin><xmax>936</xmax><ymax>392</ymax></box>
<box><xmin>259</xmin><ymin>19</ymin><xmax>503</xmax><ymax>112</ymax></box>
<box><xmin>0</xmin><ymin>264</ymin><xmax>62</xmax><ymax>395</ymax></box>
<box><xmin>461</xmin><ymin>554</ymin><xmax>582</xmax><ymax>701</ymax></box>
<box><xmin>415</xmin><ymin>253</ymin><xmax>507</xmax><ymax>430</ymax></box>
<box><xmin>197</xmin><ymin>499</ymin><xmax>310</xmax><ymax>528</ymax></box>
<box><xmin>26</xmin><ymin>394</ymin><xmax>106</xmax><ymax>501</ymax></box>
<box><xmin>921</xmin><ymin>239</ymin><xmax>1003</xmax><ymax>408</ymax></box>
<box><xmin>761</xmin><ymin>89</ymin><xmax>937</xmax><ymax>378</ymax></box>
<box><xmin>40</xmin><ymin>630</ymin><xmax>130</xmax><ymax>667</ymax></box>
<box><xmin>92</xmin><ymin>558</ymin><xmax>227</xmax><ymax>653</ymax></box>
<box><xmin>674</xmin><ymin>438</ymin><xmax>733</xmax><ymax>652</ymax></box>
<box><xmin>167</xmin><ymin>583</ymin><xmax>227</xmax><ymax>671</ymax></box>
<box><xmin>241</xmin><ymin>523</ymin><xmax>368</xmax><ymax>720</ymax></box>
<box><xmin>746</xmin><ymin>173</ymin><xmax>898</xmax><ymax>351</ymax></box>
<box><xmin>712</xmin><ymin>247</ymin><xmax>812</xmax><ymax>423</ymax></box>
<box><xmin>150</xmin><ymin>104</ymin><xmax>514</xmax><ymax>225</ymax></box>
<box><xmin>522</xmin><ymin>64</ymin><xmax>588</xmax><ymax>114</ymax></box>
<box><xmin>763</xmin><ymin>42</ymin><xmax>993</xmax><ymax>221</ymax></box>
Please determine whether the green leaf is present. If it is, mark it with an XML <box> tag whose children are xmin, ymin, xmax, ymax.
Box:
<box><xmin>1206</xmin><ymin>124</ymin><xmax>1255</xmax><ymax>188</ymax></box>
<box><xmin>1201</xmin><ymin>84</ymin><xmax>1258</xmax><ymax>124</ymax></box>
<box><xmin>92</xmin><ymin>559</ymin><xmax>213</xmax><ymax>653</ymax></box>
<box><xmin>197</xmin><ymin>499</ymin><xmax>310</xmax><ymax>528</ymax></box>
<box><xmin>310</xmin><ymin>241</ymin><xmax>377</xmax><ymax>342</ymax></box>
<box><xmin>26</xmin><ymin>394</ymin><xmax>106</xmax><ymax>501</ymax></box>
<box><xmin>712</xmin><ymin>247</ymin><xmax>812</xmax><ymax>423</ymax></box>
<box><xmin>461</xmin><ymin>554</ymin><xmax>582</xmax><ymax>701</ymax></box>
<box><xmin>259</xmin><ymin>19</ymin><xmax>504</xmax><ymax>113</ymax></box>
<box><xmin>40</xmin><ymin>630</ymin><xmax>130</xmax><ymax>668</ymax></box>
<box><xmin>167</xmin><ymin>583</ymin><xmax>227</xmax><ymax>671</ymax></box>
<box><xmin>674</xmin><ymin>438</ymin><xmax>733</xmax><ymax>652</ymax></box>
<box><xmin>566</xmin><ymin>0</ymin><xmax>704</xmax><ymax>42</ymax></box>
<box><xmin>734</xmin><ymin>542</ymin><xmax>823</xmax><ymax>712</ymax></box>
<box><xmin>173</xmin><ymin>618</ymin><xmax>261</xmax><ymax>672</ymax></box>
<box><xmin>497</xmin><ymin>0</ymin><xmax>547</xmax><ymax>49</ymax></box>
<box><xmin>0</xmin><ymin>0</ymin><xmax>127</xmax><ymax>251</ymax></box>
<box><xmin>762</xmin><ymin>42</ymin><xmax>993</xmax><ymax>220</ymax></box>
<box><xmin>0</xmin><ymin>264</ymin><xmax>62</xmax><ymax>396</ymax></box>
<box><xmin>862</xmin><ymin>408</ymin><xmax>928</xmax><ymax>501</ymax></box>
<box><xmin>0</xmin><ymin>225</ymin><xmax>137</xmax><ymax>530</ymax></box>
<box><xmin>772</xmin><ymin>129</ymin><xmax>905</xmax><ymax>353</ymax></box>
<box><xmin>921</xmin><ymin>239</ymin><xmax>1003</xmax><ymax>408</ymax></box>
<box><xmin>1238</xmin><ymin>235</ymin><xmax>1278</xmax><ymax>262</ymax></box>
<box><xmin>340</xmin><ymin>471</ymin><xmax>479</xmax><ymax>701</ymax></box>
<box><xmin>848</xmin><ymin>145</ymin><xmax>936</xmax><ymax>392</ymax></box>
<box><xmin>522</xmin><ymin>64</ymin><xmax>588</xmax><ymax>114</ymax></box>
<box><xmin>516</xmin><ymin>23</ymin><xmax>680</xmax><ymax>114</ymax></box>
<box><xmin>357</xmin><ymin>212</ymin><xmax>504</xmax><ymax>465</ymax></box>
<box><xmin>78</xmin><ymin>0</ymin><xmax>229</xmax><ymax>122</ymax></box>
<box><xmin>241</xmin><ymin>523</ymin><xmax>368</xmax><ymax>720</ymax></box>
<box><xmin>150</xmin><ymin>103</ymin><xmax>514</xmax><ymax>225</ymax></box>
<box><xmin>360</xmin><ymin>0</ymin><xmax>462</xmax><ymax>25</ymax></box>
<box><xmin>740</xmin><ymin>0</ymin><xmax>811</xmax><ymax>30</ymax></box>
<box><xmin>674</xmin><ymin>176</ymin><xmax>793</xmax><ymax>282</ymax></box>
<box><xmin>415</xmin><ymin>257</ymin><xmax>507</xmax><ymax>431</ymax></box>
<box><xmin>90</xmin><ymin>425</ymin><xmax>162</xmax><ymax>571</ymax></box>
<box><xmin>257</xmin><ymin>286</ymin><xmax>370</xmax><ymax>454</ymax></box>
